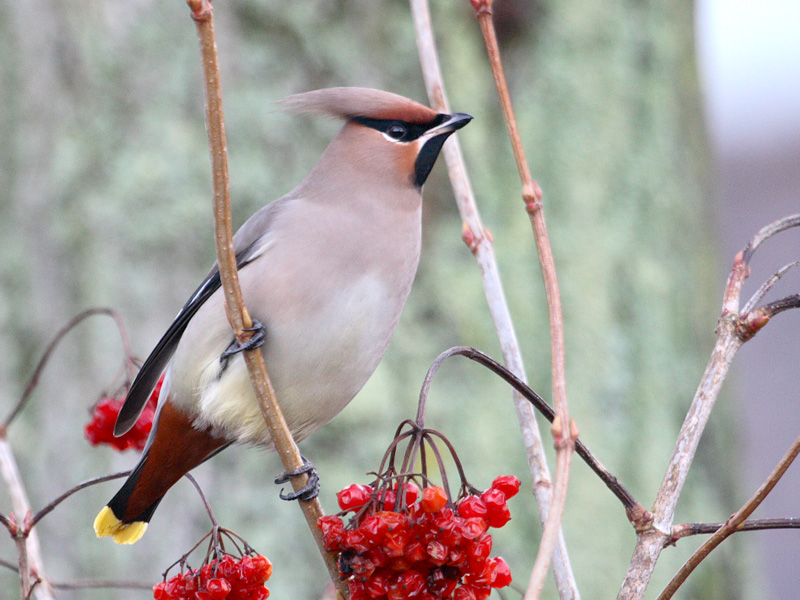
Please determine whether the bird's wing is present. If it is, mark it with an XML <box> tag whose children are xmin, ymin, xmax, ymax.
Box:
<box><xmin>114</xmin><ymin>198</ymin><xmax>290</xmax><ymax>436</ymax></box>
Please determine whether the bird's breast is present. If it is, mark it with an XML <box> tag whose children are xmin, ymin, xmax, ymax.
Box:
<box><xmin>167</xmin><ymin>197</ymin><xmax>421</xmax><ymax>447</ymax></box>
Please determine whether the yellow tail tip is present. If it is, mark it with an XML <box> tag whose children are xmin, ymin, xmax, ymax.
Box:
<box><xmin>93</xmin><ymin>506</ymin><xmax>148</xmax><ymax>544</ymax></box>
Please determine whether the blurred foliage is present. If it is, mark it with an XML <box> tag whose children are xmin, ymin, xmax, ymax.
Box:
<box><xmin>0</xmin><ymin>0</ymin><xmax>754</xmax><ymax>598</ymax></box>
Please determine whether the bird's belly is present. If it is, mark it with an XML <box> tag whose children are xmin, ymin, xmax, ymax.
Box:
<box><xmin>170</xmin><ymin>273</ymin><xmax>402</xmax><ymax>447</ymax></box>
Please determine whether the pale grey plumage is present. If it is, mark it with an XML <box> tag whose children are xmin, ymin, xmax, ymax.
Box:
<box><xmin>98</xmin><ymin>88</ymin><xmax>470</xmax><ymax>543</ymax></box>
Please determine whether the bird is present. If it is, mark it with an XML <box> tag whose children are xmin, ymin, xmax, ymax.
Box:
<box><xmin>93</xmin><ymin>87</ymin><xmax>472</xmax><ymax>544</ymax></box>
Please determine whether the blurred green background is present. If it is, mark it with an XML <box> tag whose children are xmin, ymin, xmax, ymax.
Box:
<box><xmin>0</xmin><ymin>0</ymin><xmax>756</xmax><ymax>598</ymax></box>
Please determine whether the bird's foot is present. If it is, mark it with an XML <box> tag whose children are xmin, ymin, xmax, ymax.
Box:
<box><xmin>274</xmin><ymin>456</ymin><xmax>320</xmax><ymax>502</ymax></box>
<box><xmin>219</xmin><ymin>319</ymin><xmax>266</xmax><ymax>369</ymax></box>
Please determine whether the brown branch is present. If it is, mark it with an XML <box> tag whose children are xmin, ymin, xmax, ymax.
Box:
<box><xmin>419</xmin><ymin>347</ymin><xmax>643</xmax><ymax>513</ymax></box>
<box><xmin>722</xmin><ymin>214</ymin><xmax>800</xmax><ymax>314</ymax></box>
<box><xmin>30</xmin><ymin>471</ymin><xmax>130</xmax><ymax>528</ymax></box>
<box><xmin>408</xmin><ymin>0</ymin><xmax>580</xmax><ymax>597</ymax></box>
<box><xmin>619</xmin><ymin>214</ymin><xmax>800</xmax><ymax>598</ymax></box>
<box><xmin>467</xmin><ymin>3</ymin><xmax>574</xmax><ymax>597</ymax></box>
<box><xmin>669</xmin><ymin>518</ymin><xmax>800</xmax><ymax>542</ymax></box>
<box><xmin>0</xmin><ymin>437</ymin><xmax>54</xmax><ymax>599</ymax></box>
<box><xmin>741</xmin><ymin>260</ymin><xmax>800</xmax><ymax>314</ymax></box>
<box><xmin>2</xmin><ymin>307</ymin><xmax>134</xmax><ymax>428</ymax></box>
<box><xmin>186</xmin><ymin>1</ymin><xmax>345</xmax><ymax>596</ymax></box>
<box><xmin>657</xmin><ymin>432</ymin><xmax>800</xmax><ymax>599</ymax></box>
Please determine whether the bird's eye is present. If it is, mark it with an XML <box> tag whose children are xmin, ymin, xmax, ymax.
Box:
<box><xmin>386</xmin><ymin>124</ymin><xmax>407</xmax><ymax>140</ymax></box>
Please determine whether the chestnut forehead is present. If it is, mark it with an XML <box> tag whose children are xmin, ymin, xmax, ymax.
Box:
<box><xmin>364</xmin><ymin>103</ymin><xmax>438</xmax><ymax>124</ymax></box>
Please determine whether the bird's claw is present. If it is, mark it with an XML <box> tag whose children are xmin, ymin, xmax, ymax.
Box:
<box><xmin>220</xmin><ymin>319</ymin><xmax>266</xmax><ymax>369</ymax></box>
<box><xmin>275</xmin><ymin>456</ymin><xmax>320</xmax><ymax>502</ymax></box>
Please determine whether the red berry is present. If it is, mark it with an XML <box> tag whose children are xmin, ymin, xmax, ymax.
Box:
<box><xmin>461</xmin><ymin>517</ymin><xmax>488</xmax><ymax>540</ymax></box>
<box><xmin>489</xmin><ymin>556</ymin><xmax>512</xmax><ymax>588</ymax></box>
<box><xmin>251</xmin><ymin>555</ymin><xmax>272</xmax><ymax>582</ymax></box>
<box><xmin>426</xmin><ymin>540</ymin><xmax>448</xmax><ymax>565</ymax></box>
<box><xmin>388</xmin><ymin>570</ymin><xmax>426</xmax><ymax>600</ymax></box>
<box><xmin>421</xmin><ymin>486</ymin><xmax>447</xmax><ymax>513</ymax></box>
<box><xmin>206</xmin><ymin>578</ymin><xmax>231</xmax><ymax>599</ymax></box>
<box><xmin>457</xmin><ymin>496</ymin><xmax>487</xmax><ymax>519</ymax></box>
<box><xmin>317</xmin><ymin>515</ymin><xmax>345</xmax><ymax>551</ymax></box>
<box><xmin>348</xmin><ymin>578</ymin><xmax>367</xmax><ymax>600</ymax></box>
<box><xmin>491</xmin><ymin>475</ymin><xmax>520</xmax><ymax>499</ymax></box>
<box><xmin>382</xmin><ymin>489</ymin><xmax>398</xmax><ymax>511</ymax></box>
<box><xmin>453</xmin><ymin>585</ymin><xmax>478</xmax><ymax>600</ymax></box>
<box><xmin>365</xmin><ymin>572</ymin><xmax>389</xmax><ymax>598</ymax></box>
<box><xmin>480</xmin><ymin>489</ymin><xmax>511</xmax><ymax>528</ymax></box>
<box><xmin>153</xmin><ymin>581</ymin><xmax>170</xmax><ymax>600</ymax></box>
<box><xmin>337</xmin><ymin>484</ymin><xmax>374</xmax><ymax>512</ymax></box>
<box><xmin>402</xmin><ymin>481</ymin><xmax>420</xmax><ymax>505</ymax></box>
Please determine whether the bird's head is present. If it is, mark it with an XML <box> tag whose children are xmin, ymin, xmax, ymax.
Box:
<box><xmin>280</xmin><ymin>87</ymin><xmax>472</xmax><ymax>190</ymax></box>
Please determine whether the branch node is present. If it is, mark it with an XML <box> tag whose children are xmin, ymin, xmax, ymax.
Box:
<box><xmin>461</xmin><ymin>221</ymin><xmax>482</xmax><ymax>254</ymax></box>
<box><xmin>469</xmin><ymin>0</ymin><xmax>494</xmax><ymax>17</ymax></box>
<box><xmin>550</xmin><ymin>414</ymin><xmax>562</xmax><ymax>443</ymax></box>
<box><xmin>737</xmin><ymin>309</ymin><xmax>771</xmax><ymax>340</ymax></box>
<box><xmin>523</xmin><ymin>181</ymin><xmax>542</xmax><ymax>215</ymax></box>
<box><xmin>187</xmin><ymin>0</ymin><xmax>212</xmax><ymax>21</ymax></box>
<box><xmin>626</xmin><ymin>504</ymin><xmax>654</xmax><ymax>533</ymax></box>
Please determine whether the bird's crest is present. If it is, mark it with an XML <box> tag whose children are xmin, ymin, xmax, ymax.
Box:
<box><xmin>278</xmin><ymin>87</ymin><xmax>438</xmax><ymax>124</ymax></box>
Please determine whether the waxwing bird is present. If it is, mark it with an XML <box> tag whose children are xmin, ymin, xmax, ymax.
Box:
<box><xmin>94</xmin><ymin>87</ymin><xmax>472</xmax><ymax>544</ymax></box>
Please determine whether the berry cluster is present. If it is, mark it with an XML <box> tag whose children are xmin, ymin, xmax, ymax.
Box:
<box><xmin>85</xmin><ymin>375</ymin><xmax>163</xmax><ymax>451</ymax></box>
<box><xmin>153</xmin><ymin>554</ymin><xmax>272</xmax><ymax>600</ymax></box>
<box><xmin>318</xmin><ymin>475</ymin><xmax>519</xmax><ymax>600</ymax></box>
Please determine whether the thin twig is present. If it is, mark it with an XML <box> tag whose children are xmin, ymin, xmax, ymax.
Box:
<box><xmin>657</xmin><ymin>432</ymin><xmax>800</xmax><ymax>599</ymax></box>
<box><xmin>184</xmin><ymin>473</ymin><xmax>219</xmax><ymax>528</ymax></box>
<box><xmin>741</xmin><ymin>260</ymin><xmax>800</xmax><ymax>314</ymax></box>
<box><xmin>0</xmin><ymin>436</ymin><xmax>54</xmax><ymax>599</ymax></box>
<box><xmin>419</xmin><ymin>347</ymin><xmax>642</xmax><ymax>512</ymax></box>
<box><xmin>3</xmin><ymin>308</ymin><xmax>134</xmax><ymax>428</ymax></box>
<box><xmin>31</xmin><ymin>471</ymin><xmax>130</xmax><ymax>528</ymax></box>
<box><xmin>722</xmin><ymin>214</ymin><xmax>800</xmax><ymax>314</ymax></box>
<box><xmin>467</xmin><ymin>2</ymin><xmax>574</xmax><ymax>596</ymax></box>
<box><xmin>186</xmin><ymin>1</ymin><xmax>344</xmax><ymax>595</ymax></box>
<box><xmin>619</xmin><ymin>214</ymin><xmax>800</xmax><ymax>599</ymax></box>
<box><xmin>669</xmin><ymin>518</ymin><xmax>800</xmax><ymax>542</ymax></box>
<box><xmin>408</xmin><ymin>1</ymin><xmax>580</xmax><ymax>597</ymax></box>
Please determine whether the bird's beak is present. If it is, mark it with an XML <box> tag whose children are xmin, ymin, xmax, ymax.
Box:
<box><xmin>424</xmin><ymin>112</ymin><xmax>473</xmax><ymax>139</ymax></box>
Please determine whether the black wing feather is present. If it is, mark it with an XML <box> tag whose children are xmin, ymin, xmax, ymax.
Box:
<box><xmin>113</xmin><ymin>271</ymin><xmax>221</xmax><ymax>436</ymax></box>
<box><xmin>114</xmin><ymin>241</ymin><xmax>265</xmax><ymax>436</ymax></box>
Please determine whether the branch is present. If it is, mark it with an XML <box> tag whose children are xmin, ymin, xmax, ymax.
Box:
<box><xmin>619</xmin><ymin>214</ymin><xmax>800</xmax><ymax>598</ymax></box>
<box><xmin>657</xmin><ymin>432</ymin><xmax>800</xmax><ymax>599</ymax></box>
<box><xmin>466</xmin><ymin>2</ymin><xmax>574</xmax><ymax>597</ymax></box>
<box><xmin>30</xmin><ymin>471</ymin><xmax>130</xmax><ymax>528</ymax></box>
<box><xmin>669</xmin><ymin>518</ymin><xmax>800</xmax><ymax>542</ymax></box>
<box><xmin>408</xmin><ymin>1</ymin><xmax>580</xmax><ymax>598</ymax></box>
<box><xmin>419</xmin><ymin>347</ymin><xmax>643</xmax><ymax>514</ymax></box>
<box><xmin>186</xmin><ymin>1</ymin><xmax>344</xmax><ymax>596</ymax></box>
<box><xmin>2</xmin><ymin>307</ymin><xmax>134</xmax><ymax>428</ymax></box>
<box><xmin>0</xmin><ymin>436</ymin><xmax>54</xmax><ymax>599</ymax></box>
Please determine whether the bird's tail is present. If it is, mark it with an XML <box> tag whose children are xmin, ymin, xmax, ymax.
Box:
<box><xmin>94</xmin><ymin>400</ymin><xmax>229</xmax><ymax>544</ymax></box>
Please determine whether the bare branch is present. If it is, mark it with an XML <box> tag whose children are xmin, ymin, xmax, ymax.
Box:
<box><xmin>619</xmin><ymin>214</ymin><xmax>800</xmax><ymax>598</ymax></box>
<box><xmin>409</xmin><ymin>1</ymin><xmax>580</xmax><ymax>597</ymax></box>
<box><xmin>0</xmin><ymin>436</ymin><xmax>54</xmax><ymax>599</ymax></box>
<box><xmin>742</xmin><ymin>260</ymin><xmax>800</xmax><ymax>314</ymax></box>
<box><xmin>465</xmin><ymin>2</ymin><xmax>574</xmax><ymax>596</ymax></box>
<box><xmin>3</xmin><ymin>308</ymin><xmax>134</xmax><ymax>428</ymax></box>
<box><xmin>669</xmin><ymin>518</ymin><xmax>800</xmax><ymax>542</ymax></box>
<box><xmin>657</xmin><ymin>432</ymin><xmax>800</xmax><ymax>599</ymax></box>
<box><xmin>420</xmin><ymin>347</ymin><xmax>643</xmax><ymax>513</ymax></box>
<box><xmin>186</xmin><ymin>1</ymin><xmax>344</xmax><ymax>595</ymax></box>
<box><xmin>30</xmin><ymin>471</ymin><xmax>130</xmax><ymax>528</ymax></box>
<box><xmin>723</xmin><ymin>214</ymin><xmax>800</xmax><ymax>314</ymax></box>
